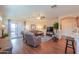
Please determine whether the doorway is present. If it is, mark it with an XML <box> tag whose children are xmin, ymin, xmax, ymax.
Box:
<box><xmin>60</xmin><ymin>17</ymin><xmax>76</xmax><ymax>37</ymax></box>
<box><xmin>10</xmin><ymin>23</ymin><xmax>17</xmax><ymax>38</ymax></box>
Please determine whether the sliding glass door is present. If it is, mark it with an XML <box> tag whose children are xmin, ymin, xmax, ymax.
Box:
<box><xmin>8</xmin><ymin>20</ymin><xmax>24</xmax><ymax>39</ymax></box>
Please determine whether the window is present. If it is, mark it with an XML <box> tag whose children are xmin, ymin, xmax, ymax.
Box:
<box><xmin>0</xmin><ymin>16</ymin><xmax>2</xmax><ymax>21</ymax></box>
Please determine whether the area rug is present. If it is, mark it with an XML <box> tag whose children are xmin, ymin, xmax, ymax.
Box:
<box><xmin>41</xmin><ymin>36</ymin><xmax>52</xmax><ymax>42</ymax></box>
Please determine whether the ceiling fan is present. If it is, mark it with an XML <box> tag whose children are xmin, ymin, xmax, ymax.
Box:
<box><xmin>51</xmin><ymin>5</ymin><xmax>57</xmax><ymax>8</ymax></box>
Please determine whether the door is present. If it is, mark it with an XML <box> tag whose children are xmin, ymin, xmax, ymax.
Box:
<box><xmin>8</xmin><ymin>20</ymin><xmax>24</xmax><ymax>39</ymax></box>
<box><xmin>10</xmin><ymin>23</ymin><xmax>18</xmax><ymax>38</ymax></box>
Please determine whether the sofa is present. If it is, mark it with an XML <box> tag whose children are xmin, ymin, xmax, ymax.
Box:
<box><xmin>22</xmin><ymin>31</ymin><xmax>41</xmax><ymax>47</ymax></box>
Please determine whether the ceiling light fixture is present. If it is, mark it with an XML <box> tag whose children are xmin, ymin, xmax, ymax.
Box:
<box><xmin>36</xmin><ymin>17</ymin><xmax>41</xmax><ymax>20</ymax></box>
<box><xmin>36</xmin><ymin>16</ymin><xmax>46</xmax><ymax>20</ymax></box>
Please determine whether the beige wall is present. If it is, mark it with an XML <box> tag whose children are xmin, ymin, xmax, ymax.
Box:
<box><xmin>25</xmin><ymin>19</ymin><xmax>57</xmax><ymax>31</ymax></box>
<box><xmin>2</xmin><ymin>17</ymin><xmax>58</xmax><ymax>36</ymax></box>
<box><xmin>0</xmin><ymin>30</ymin><xmax>2</xmax><ymax>37</ymax></box>
<box><xmin>0</xmin><ymin>21</ymin><xmax>2</xmax><ymax>37</ymax></box>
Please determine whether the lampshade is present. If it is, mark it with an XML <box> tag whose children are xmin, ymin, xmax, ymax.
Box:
<box><xmin>2</xmin><ymin>24</ymin><xmax>5</xmax><ymax>28</ymax></box>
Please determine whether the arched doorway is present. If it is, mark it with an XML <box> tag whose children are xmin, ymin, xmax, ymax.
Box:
<box><xmin>60</xmin><ymin>16</ymin><xmax>77</xmax><ymax>38</ymax></box>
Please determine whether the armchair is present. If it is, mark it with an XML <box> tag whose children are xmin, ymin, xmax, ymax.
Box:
<box><xmin>23</xmin><ymin>32</ymin><xmax>41</xmax><ymax>47</ymax></box>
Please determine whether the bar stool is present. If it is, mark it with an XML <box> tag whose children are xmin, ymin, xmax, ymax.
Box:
<box><xmin>65</xmin><ymin>36</ymin><xmax>75</xmax><ymax>54</ymax></box>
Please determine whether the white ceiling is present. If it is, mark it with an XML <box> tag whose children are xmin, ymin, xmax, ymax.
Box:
<box><xmin>0</xmin><ymin>5</ymin><xmax>79</xmax><ymax>19</ymax></box>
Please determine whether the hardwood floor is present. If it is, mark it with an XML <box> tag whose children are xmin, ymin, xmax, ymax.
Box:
<box><xmin>11</xmin><ymin>38</ymin><xmax>76</xmax><ymax>54</ymax></box>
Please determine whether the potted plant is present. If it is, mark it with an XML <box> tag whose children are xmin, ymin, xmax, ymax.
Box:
<box><xmin>53</xmin><ymin>22</ymin><xmax>59</xmax><ymax>33</ymax></box>
<box><xmin>53</xmin><ymin>22</ymin><xmax>59</xmax><ymax>41</ymax></box>
<box><xmin>2</xmin><ymin>33</ymin><xmax>9</xmax><ymax>38</ymax></box>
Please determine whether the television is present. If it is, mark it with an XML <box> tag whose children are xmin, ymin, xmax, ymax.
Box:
<box><xmin>47</xmin><ymin>27</ymin><xmax>53</xmax><ymax>32</ymax></box>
